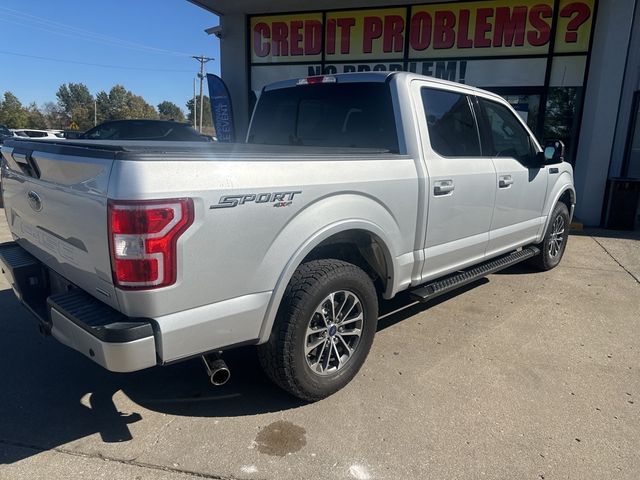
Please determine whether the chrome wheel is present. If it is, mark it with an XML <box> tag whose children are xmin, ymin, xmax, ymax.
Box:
<box><xmin>305</xmin><ymin>290</ymin><xmax>364</xmax><ymax>376</ymax></box>
<box><xmin>548</xmin><ymin>215</ymin><xmax>565</xmax><ymax>258</ymax></box>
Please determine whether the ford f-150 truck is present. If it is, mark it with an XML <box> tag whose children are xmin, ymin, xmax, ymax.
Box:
<box><xmin>0</xmin><ymin>72</ymin><xmax>574</xmax><ymax>401</ymax></box>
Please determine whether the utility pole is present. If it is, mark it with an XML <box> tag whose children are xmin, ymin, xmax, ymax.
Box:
<box><xmin>94</xmin><ymin>99</ymin><xmax>97</xmax><ymax>126</ymax></box>
<box><xmin>193</xmin><ymin>77</ymin><xmax>198</xmax><ymax>129</ymax></box>
<box><xmin>192</xmin><ymin>55</ymin><xmax>214</xmax><ymax>133</ymax></box>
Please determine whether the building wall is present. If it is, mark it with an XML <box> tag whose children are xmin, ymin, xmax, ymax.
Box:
<box><xmin>573</xmin><ymin>0</ymin><xmax>637</xmax><ymax>225</ymax></box>
<box><xmin>609</xmin><ymin>0</ymin><xmax>640</xmax><ymax>178</ymax></box>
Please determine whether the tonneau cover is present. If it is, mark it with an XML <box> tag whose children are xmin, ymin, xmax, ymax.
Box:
<box><xmin>3</xmin><ymin>138</ymin><xmax>402</xmax><ymax>162</ymax></box>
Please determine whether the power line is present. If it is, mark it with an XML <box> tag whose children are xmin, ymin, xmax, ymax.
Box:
<box><xmin>0</xmin><ymin>6</ymin><xmax>193</xmax><ymax>57</ymax></box>
<box><xmin>0</xmin><ymin>50</ymin><xmax>193</xmax><ymax>73</ymax></box>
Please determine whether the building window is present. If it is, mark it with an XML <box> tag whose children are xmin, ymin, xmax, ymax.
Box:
<box><xmin>543</xmin><ymin>87</ymin><xmax>583</xmax><ymax>166</ymax></box>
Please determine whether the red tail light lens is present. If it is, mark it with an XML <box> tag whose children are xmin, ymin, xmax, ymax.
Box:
<box><xmin>108</xmin><ymin>198</ymin><xmax>194</xmax><ymax>289</ymax></box>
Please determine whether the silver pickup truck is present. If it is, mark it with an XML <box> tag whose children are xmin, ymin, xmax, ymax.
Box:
<box><xmin>0</xmin><ymin>72</ymin><xmax>574</xmax><ymax>401</ymax></box>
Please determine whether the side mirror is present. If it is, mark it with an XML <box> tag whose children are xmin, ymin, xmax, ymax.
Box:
<box><xmin>543</xmin><ymin>139</ymin><xmax>565</xmax><ymax>164</ymax></box>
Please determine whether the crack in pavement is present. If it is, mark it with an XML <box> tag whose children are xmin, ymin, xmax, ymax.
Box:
<box><xmin>0</xmin><ymin>438</ymin><xmax>260</xmax><ymax>480</ymax></box>
<box><xmin>591</xmin><ymin>237</ymin><xmax>640</xmax><ymax>285</ymax></box>
<box><xmin>131</xmin><ymin>415</ymin><xmax>178</xmax><ymax>462</ymax></box>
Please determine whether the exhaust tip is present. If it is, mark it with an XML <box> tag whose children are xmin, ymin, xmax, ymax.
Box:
<box><xmin>202</xmin><ymin>355</ymin><xmax>231</xmax><ymax>386</ymax></box>
<box><xmin>210</xmin><ymin>365</ymin><xmax>231</xmax><ymax>386</ymax></box>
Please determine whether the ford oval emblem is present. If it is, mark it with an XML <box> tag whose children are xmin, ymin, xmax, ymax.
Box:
<box><xmin>27</xmin><ymin>190</ymin><xmax>43</xmax><ymax>212</ymax></box>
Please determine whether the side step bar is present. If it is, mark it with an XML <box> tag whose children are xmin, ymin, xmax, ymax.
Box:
<box><xmin>410</xmin><ymin>246</ymin><xmax>540</xmax><ymax>303</ymax></box>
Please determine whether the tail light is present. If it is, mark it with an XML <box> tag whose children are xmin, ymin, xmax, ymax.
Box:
<box><xmin>108</xmin><ymin>198</ymin><xmax>194</xmax><ymax>289</ymax></box>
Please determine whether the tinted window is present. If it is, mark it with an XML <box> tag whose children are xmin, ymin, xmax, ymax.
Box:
<box><xmin>24</xmin><ymin>131</ymin><xmax>47</xmax><ymax>138</ymax></box>
<box><xmin>478</xmin><ymin>98</ymin><xmax>535</xmax><ymax>165</ymax></box>
<box><xmin>248</xmin><ymin>83</ymin><xmax>399</xmax><ymax>152</ymax></box>
<box><xmin>83</xmin><ymin>122</ymin><xmax>206</xmax><ymax>141</ymax></box>
<box><xmin>0</xmin><ymin>125</ymin><xmax>10</xmax><ymax>135</ymax></box>
<box><xmin>421</xmin><ymin>88</ymin><xmax>480</xmax><ymax>157</ymax></box>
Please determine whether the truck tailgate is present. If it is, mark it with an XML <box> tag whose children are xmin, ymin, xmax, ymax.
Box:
<box><xmin>1</xmin><ymin>140</ymin><xmax>119</xmax><ymax>309</ymax></box>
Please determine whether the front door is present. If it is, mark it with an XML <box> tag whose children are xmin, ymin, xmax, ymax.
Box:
<box><xmin>414</xmin><ymin>82</ymin><xmax>497</xmax><ymax>281</ymax></box>
<box><xmin>475</xmin><ymin>96</ymin><xmax>548</xmax><ymax>256</ymax></box>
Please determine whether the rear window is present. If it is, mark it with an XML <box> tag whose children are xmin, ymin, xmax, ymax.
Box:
<box><xmin>248</xmin><ymin>82</ymin><xmax>399</xmax><ymax>152</ymax></box>
<box><xmin>83</xmin><ymin>122</ymin><xmax>206</xmax><ymax>141</ymax></box>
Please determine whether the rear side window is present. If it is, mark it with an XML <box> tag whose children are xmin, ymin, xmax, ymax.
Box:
<box><xmin>477</xmin><ymin>97</ymin><xmax>535</xmax><ymax>165</ymax></box>
<box><xmin>248</xmin><ymin>82</ymin><xmax>399</xmax><ymax>152</ymax></box>
<box><xmin>421</xmin><ymin>88</ymin><xmax>481</xmax><ymax>157</ymax></box>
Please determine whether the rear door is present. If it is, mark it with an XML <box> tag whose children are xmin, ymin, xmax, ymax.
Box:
<box><xmin>412</xmin><ymin>82</ymin><xmax>497</xmax><ymax>281</ymax></box>
<box><xmin>1</xmin><ymin>141</ymin><xmax>119</xmax><ymax>308</ymax></box>
<box><xmin>474</xmin><ymin>96</ymin><xmax>548</xmax><ymax>256</ymax></box>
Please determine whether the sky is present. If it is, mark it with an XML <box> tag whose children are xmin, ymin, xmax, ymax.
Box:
<box><xmin>0</xmin><ymin>0</ymin><xmax>220</xmax><ymax>113</ymax></box>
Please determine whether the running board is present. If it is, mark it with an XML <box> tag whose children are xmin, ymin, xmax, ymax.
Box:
<box><xmin>410</xmin><ymin>246</ymin><xmax>540</xmax><ymax>303</ymax></box>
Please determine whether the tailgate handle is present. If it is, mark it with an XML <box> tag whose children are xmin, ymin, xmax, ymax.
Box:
<box><xmin>11</xmin><ymin>151</ymin><xmax>40</xmax><ymax>179</ymax></box>
<box><xmin>12</xmin><ymin>152</ymin><xmax>30</xmax><ymax>165</ymax></box>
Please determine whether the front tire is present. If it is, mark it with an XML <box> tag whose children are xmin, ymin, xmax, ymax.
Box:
<box><xmin>258</xmin><ymin>259</ymin><xmax>378</xmax><ymax>401</ymax></box>
<box><xmin>529</xmin><ymin>202</ymin><xmax>570</xmax><ymax>271</ymax></box>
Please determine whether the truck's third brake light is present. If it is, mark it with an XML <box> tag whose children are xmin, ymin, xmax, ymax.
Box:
<box><xmin>297</xmin><ymin>75</ymin><xmax>337</xmax><ymax>85</ymax></box>
<box><xmin>108</xmin><ymin>198</ymin><xmax>194</xmax><ymax>289</ymax></box>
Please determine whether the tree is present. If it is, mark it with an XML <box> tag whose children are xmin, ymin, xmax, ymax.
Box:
<box><xmin>0</xmin><ymin>92</ymin><xmax>28</xmax><ymax>128</ymax></box>
<box><xmin>56</xmin><ymin>83</ymin><xmax>95</xmax><ymax>129</ymax></box>
<box><xmin>186</xmin><ymin>96</ymin><xmax>215</xmax><ymax>135</ymax></box>
<box><xmin>25</xmin><ymin>103</ymin><xmax>47</xmax><ymax>129</ymax></box>
<box><xmin>95</xmin><ymin>85</ymin><xmax>157</xmax><ymax>122</ymax></box>
<box><xmin>42</xmin><ymin>102</ymin><xmax>67</xmax><ymax>129</ymax></box>
<box><xmin>127</xmin><ymin>93</ymin><xmax>157</xmax><ymax>119</ymax></box>
<box><xmin>158</xmin><ymin>101</ymin><xmax>185</xmax><ymax>122</ymax></box>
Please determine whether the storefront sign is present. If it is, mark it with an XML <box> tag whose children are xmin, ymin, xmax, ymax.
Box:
<box><xmin>249</xmin><ymin>0</ymin><xmax>595</xmax><ymax>98</ymax></box>
<box><xmin>250</xmin><ymin>1</ymin><xmax>594</xmax><ymax>63</ymax></box>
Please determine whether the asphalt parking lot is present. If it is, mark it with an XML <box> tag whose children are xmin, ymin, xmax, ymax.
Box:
<box><xmin>0</xmin><ymin>212</ymin><xmax>639</xmax><ymax>480</ymax></box>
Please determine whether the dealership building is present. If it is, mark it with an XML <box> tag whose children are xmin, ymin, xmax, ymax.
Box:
<box><xmin>191</xmin><ymin>0</ymin><xmax>640</xmax><ymax>229</ymax></box>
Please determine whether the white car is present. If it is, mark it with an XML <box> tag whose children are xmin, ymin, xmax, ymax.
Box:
<box><xmin>10</xmin><ymin>129</ymin><xmax>64</xmax><ymax>139</ymax></box>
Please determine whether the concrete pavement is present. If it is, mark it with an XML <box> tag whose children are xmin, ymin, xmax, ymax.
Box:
<box><xmin>0</xmin><ymin>213</ymin><xmax>638</xmax><ymax>480</ymax></box>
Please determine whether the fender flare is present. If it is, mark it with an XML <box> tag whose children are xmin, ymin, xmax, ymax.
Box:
<box><xmin>257</xmin><ymin>219</ymin><xmax>396</xmax><ymax>344</ymax></box>
<box><xmin>540</xmin><ymin>180</ymin><xmax>576</xmax><ymax>241</ymax></box>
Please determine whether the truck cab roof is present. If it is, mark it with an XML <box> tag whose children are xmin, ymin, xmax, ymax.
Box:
<box><xmin>263</xmin><ymin>71</ymin><xmax>506</xmax><ymax>103</ymax></box>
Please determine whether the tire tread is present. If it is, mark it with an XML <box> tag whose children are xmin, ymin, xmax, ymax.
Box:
<box><xmin>258</xmin><ymin>259</ymin><xmax>375</xmax><ymax>401</ymax></box>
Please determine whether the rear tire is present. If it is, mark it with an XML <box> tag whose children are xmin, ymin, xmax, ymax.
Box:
<box><xmin>258</xmin><ymin>259</ymin><xmax>378</xmax><ymax>402</ymax></box>
<box><xmin>529</xmin><ymin>202</ymin><xmax>570</xmax><ymax>271</ymax></box>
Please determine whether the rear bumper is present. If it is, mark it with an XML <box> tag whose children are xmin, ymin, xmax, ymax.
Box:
<box><xmin>0</xmin><ymin>241</ymin><xmax>157</xmax><ymax>372</ymax></box>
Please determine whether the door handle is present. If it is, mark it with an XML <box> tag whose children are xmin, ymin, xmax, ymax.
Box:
<box><xmin>434</xmin><ymin>179</ymin><xmax>455</xmax><ymax>196</ymax></box>
<box><xmin>498</xmin><ymin>175</ymin><xmax>514</xmax><ymax>188</ymax></box>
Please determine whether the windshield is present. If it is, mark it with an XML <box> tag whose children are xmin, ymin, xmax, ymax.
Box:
<box><xmin>0</xmin><ymin>125</ymin><xmax>10</xmax><ymax>136</ymax></box>
<box><xmin>248</xmin><ymin>82</ymin><xmax>399</xmax><ymax>152</ymax></box>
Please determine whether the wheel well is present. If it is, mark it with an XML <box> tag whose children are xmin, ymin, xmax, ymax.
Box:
<box><xmin>302</xmin><ymin>230</ymin><xmax>390</xmax><ymax>294</ymax></box>
<box><xmin>559</xmin><ymin>190</ymin><xmax>574</xmax><ymax>210</ymax></box>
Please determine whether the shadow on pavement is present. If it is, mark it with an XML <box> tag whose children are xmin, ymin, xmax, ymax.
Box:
<box><xmin>0</xmin><ymin>263</ymin><xmax>529</xmax><ymax>464</ymax></box>
<box><xmin>571</xmin><ymin>228</ymin><xmax>640</xmax><ymax>241</ymax></box>
<box><xmin>0</xmin><ymin>288</ymin><xmax>303</xmax><ymax>464</ymax></box>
